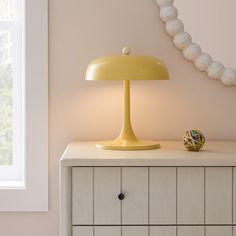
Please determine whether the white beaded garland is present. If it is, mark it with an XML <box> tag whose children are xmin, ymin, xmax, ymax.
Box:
<box><xmin>160</xmin><ymin>6</ymin><xmax>178</xmax><ymax>22</ymax></box>
<box><xmin>173</xmin><ymin>32</ymin><xmax>192</xmax><ymax>50</ymax></box>
<box><xmin>220</xmin><ymin>68</ymin><xmax>236</xmax><ymax>86</ymax></box>
<box><xmin>165</xmin><ymin>19</ymin><xmax>184</xmax><ymax>37</ymax></box>
<box><xmin>155</xmin><ymin>0</ymin><xmax>173</xmax><ymax>8</ymax></box>
<box><xmin>156</xmin><ymin>1</ymin><xmax>236</xmax><ymax>87</ymax></box>
<box><xmin>183</xmin><ymin>43</ymin><xmax>201</xmax><ymax>61</ymax></box>
<box><xmin>194</xmin><ymin>53</ymin><xmax>213</xmax><ymax>72</ymax></box>
<box><xmin>207</xmin><ymin>61</ymin><xmax>224</xmax><ymax>80</ymax></box>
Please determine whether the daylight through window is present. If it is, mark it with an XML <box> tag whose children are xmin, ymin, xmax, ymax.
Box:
<box><xmin>0</xmin><ymin>0</ymin><xmax>24</xmax><ymax>187</ymax></box>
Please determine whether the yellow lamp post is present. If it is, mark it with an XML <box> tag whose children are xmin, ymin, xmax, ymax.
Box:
<box><xmin>86</xmin><ymin>47</ymin><xmax>169</xmax><ymax>150</ymax></box>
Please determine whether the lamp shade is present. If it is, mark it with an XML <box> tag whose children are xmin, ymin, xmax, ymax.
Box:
<box><xmin>86</xmin><ymin>48</ymin><xmax>169</xmax><ymax>81</ymax></box>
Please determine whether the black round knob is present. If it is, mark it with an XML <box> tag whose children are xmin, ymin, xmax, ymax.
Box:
<box><xmin>118</xmin><ymin>193</ymin><xmax>125</xmax><ymax>200</ymax></box>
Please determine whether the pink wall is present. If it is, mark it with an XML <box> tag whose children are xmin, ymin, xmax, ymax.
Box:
<box><xmin>0</xmin><ymin>0</ymin><xmax>235</xmax><ymax>235</ymax></box>
<box><xmin>175</xmin><ymin>0</ymin><xmax>236</xmax><ymax>68</ymax></box>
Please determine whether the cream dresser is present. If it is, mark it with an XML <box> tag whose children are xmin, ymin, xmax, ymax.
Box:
<box><xmin>60</xmin><ymin>142</ymin><xmax>236</xmax><ymax>236</ymax></box>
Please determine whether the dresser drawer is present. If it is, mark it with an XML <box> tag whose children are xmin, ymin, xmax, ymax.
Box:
<box><xmin>72</xmin><ymin>167</ymin><xmax>234</xmax><ymax>225</ymax></box>
<box><xmin>73</xmin><ymin>226</ymin><xmax>235</xmax><ymax>236</ymax></box>
<box><xmin>72</xmin><ymin>167</ymin><xmax>148</xmax><ymax>225</ymax></box>
<box><xmin>177</xmin><ymin>226</ymin><xmax>234</xmax><ymax>236</ymax></box>
<box><xmin>72</xmin><ymin>226</ymin><xmax>172</xmax><ymax>236</ymax></box>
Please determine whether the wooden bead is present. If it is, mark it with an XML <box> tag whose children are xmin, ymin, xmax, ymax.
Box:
<box><xmin>160</xmin><ymin>6</ymin><xmax>178</xmax><ymax>22</ymax></box>
<box><xmin>220</xmin><ymin>67</ymin><xmax>236</xmax><ymax>86</ymax></box>
<box><xmin>173</xmin><ymin>32</ymin><xmax>192</xmax><ymax>50</ymax></box>
<box><xmin>155</xmin><ymin>0</ymin><xmax>173</xmax><ymax>7</ymax></box>
<box><xmin>207</xmin><ymin>61</ymin><xmax>224</xmax><ymax>80</ymax></box>
<box><xmin>183</xmin><ymin>43</ymin><xmax>201</xmax><ymax>61</ymax></box>
<box><xmin>165</xmin><ymin>19</ymin><xmax>184</xmax><ymax>37</ymax></box>
<box><xmin>194</xmin><ymin>53</ymin><xmax>213</xmax><ymax>72</ymax></box>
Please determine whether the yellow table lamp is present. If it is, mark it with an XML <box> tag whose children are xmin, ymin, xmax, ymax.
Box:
<box><xmin>86</xmin><ymin>47</ymin><xmax>169</xmax><ymax>150</ymax></box>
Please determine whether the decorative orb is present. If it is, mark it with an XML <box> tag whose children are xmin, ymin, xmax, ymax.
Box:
<box><xmin>122</xmin><ymin>47</ymin><xmax>131</xmax><ymax>55</ymax></box>
<box><xmin>160</xmin><ymin>6</ymin><xmax>178</xmax><ymax>22</ymax></box>
<box><xmin>220</xmin><ymin>67</ymin><xmax>236</xmax><ymax>86</ymax></box>
<box><xmin>207</xmin><ymin>61</ymin><xmax>224</xmax><ymax>80</ymax></box>
<box><xmin>173</xmin><ymin>32</ymin><xmax>192</xmax><ymax>50</ymax></box>
<box><xmin>183</xmin><ymin>43</ymin><xmax>201</xmax><ymax>61</ymax></box>
<box><xmin>155</xmin><ymin>0</ymin><xmax>173</xmax><ymax>7</ymax></box>
<box><xmin>194</xmin><ymin>53</ymin><xmax>213</xmax><ymax>72</ymax></box>
<box><xmin>183</xmin><ymin>130</ymin><xmax>205</xmax><ymax>151</ymax></box>
<box><xmin>165</xmin><ymin>19</ymin><xmax>184</xmax><ymax>37</ymax></box>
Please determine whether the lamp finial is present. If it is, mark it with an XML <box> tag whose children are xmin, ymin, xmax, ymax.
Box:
<box><xmin>122</xmin><ymin>47</ymin><xmax>131</xmax><ymax>55</ymax></box>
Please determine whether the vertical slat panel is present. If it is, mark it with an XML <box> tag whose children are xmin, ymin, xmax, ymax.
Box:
<box><xmin>122</xmin><ymin>167</ymin><xmax>148</xmax><ymax>224</ymax></box>
<box><xmin>73</xmin><ymin>227</ymin><xmax>93</xmax><ymax>236</ymax></box>
<box><xmin>150</xmin><ymin>226</ymin><xmax>176</xmax><ymax>236</ymax></box>
<box><xmin>178</xmin><ymin>226</ymin><xmax>204</xmax><ymax>236</ymax></box>
<box><xmin>233</xmin><ymin>168</ymin><xmax>236</xmax><ymax>224</ymax></box>
<box><xmin>95</xmin><ymin>226</ymin><xmax>121</xmax><ymax>236</ymax></box>
<box><xmin>61</xmin><ymin>166</ymin><xmax>72</xmax><ymax>236</ymax></box>
<box><xmin>205</xmin><ymin>167</ymin><xmax>232</xmax><ymax>224</ymax></box>
<box><xmin>122</xmin><ymin>226</ymin><xmax>148</xmax><ymax>236</ymax></box>
<box><xmin>234</xmin><ymin>227</ymin><xmax>236</xmax><ymax>236</ymax></box>
<box><xmin>206</xmin><ymin>226</ymin><xmax>232</xmax><ymax>236</ymax></box>
<box><xmin>177</xmin><ymin>167</ymin><xmax>204</xmax><ymax>224</ymax></box>
<box><xmin>72</xmin><ymin>167</ymin><xmax>93</xmax><ymax>225</ymax></box>
<box><xmin>149</xmin><ymin>167</ymin><xmax>176</xmax><ymax>224</ymax></box>
<box><xmin>94</xmin><ymin>167</ymin><xmax>121</xmax><ymax>225</ymax></box>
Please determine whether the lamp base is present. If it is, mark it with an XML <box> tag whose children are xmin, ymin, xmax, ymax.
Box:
<box><xmin>96</xmin><ymin>139</ymin><xmax>160</xmax><ymax>151</ymax></box>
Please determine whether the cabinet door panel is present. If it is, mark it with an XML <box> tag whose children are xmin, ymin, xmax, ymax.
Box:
<box><xmin>177</xmin><ymin>167</ymin><xmax>204</xmax><ymax>224</ymax></box>
<box><xmin>73</xmin><ymin>227</ymin><xmax>93</xmax><ymax>236</ymax></box>
<box><xmin>178</xmin><ymin>226</ymin><xmax>204</xmax><ymax>236</ymax></box>
<box><xmin>206</xmin><ymin>226</ymin><xmax>232</xmax><ymax>236</ymax></box>
<box><xmin>122</xmin><ymin>226</ymin><xmax>148</xmax><ymax>236</ymax></box>
<box><xmin>205</xmin><ymin>167</ymin><xmax>232</xmax><ymax>224</ymax></box>
<box><xmin>122</xmin><ymin>167</ymin><xmax>148</xmax><ymax>224</ymax></box>
<box><xmin>150</xmin><ymin>226</ymin><xmax>176</xmax><ymax>236</ymax></box>
<box><xmin>149</xmin><ymin>167</ymin><xmax>176</xmax><ymax>224</ymax></box>
<box><xmin>233</xmin><ymin>168</ymin><xmax>236</xmax><ymax>224</ymax></box>
<box><xmin>72</xmin><ymin>168</ymin><xmax>93</xmax><ymax>225</ymax></box>
<box><xmin>95</xmin><ymin>227</ymin><xmax>121</xmax><ymax>236</ymax></box>
<box><xmin>94</xmin><ymin>167</ymin><xmax>121</xmax><ymax>224</ymax></box>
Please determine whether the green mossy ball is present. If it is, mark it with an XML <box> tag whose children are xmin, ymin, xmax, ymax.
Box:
<box><xmin>183</xmin><ymin>129</ymin><xmax>205</xmax><ymax>151</ymax></box>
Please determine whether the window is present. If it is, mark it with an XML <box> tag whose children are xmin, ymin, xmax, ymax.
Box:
<box><xmin>0</xmin><ymin>0</ymin><xmax>48</xmax><ymax>211</ymax></box>
<box><xmin>0</xmin><ymin>0</ymin><xmax>24</xmax><ymax>188</ymax></box>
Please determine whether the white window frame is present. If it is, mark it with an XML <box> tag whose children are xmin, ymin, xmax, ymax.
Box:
<box><xmin>0</xmin><ymin>0</ymin><xmax>24</xmax><ymax>187</ymax></box>
<box><xmin>0</xmin><ymin>0</ymin><xmax>48</xmax><ymax>211</ymax></box>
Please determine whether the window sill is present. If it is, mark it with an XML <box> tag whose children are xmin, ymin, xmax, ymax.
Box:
<box><xmin>0</xmin><ymin>180</ymin><xmax>24</xmax><ymax>189</ymax></box>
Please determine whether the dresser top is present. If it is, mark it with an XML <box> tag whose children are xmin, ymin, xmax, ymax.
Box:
<box><xmin>60</xmin><ymin>141</ymin><xmax>236</xmax><ymax>167</ymax></box>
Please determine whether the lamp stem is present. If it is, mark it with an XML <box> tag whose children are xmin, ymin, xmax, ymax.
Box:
<box><xmin>118</xmin><ymin>80</ymin><xmax>138</xmax><ymax>141</ymax></box>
